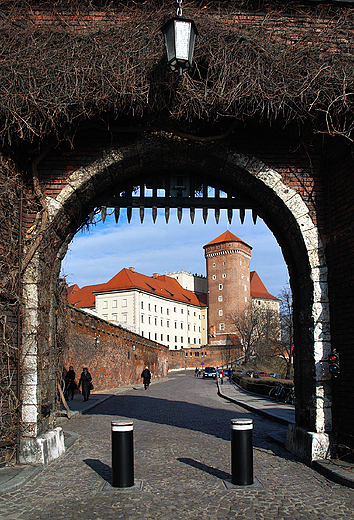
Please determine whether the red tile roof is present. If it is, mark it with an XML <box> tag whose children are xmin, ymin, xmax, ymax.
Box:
<box><xmin>68</xmin><ymin>268</ymin><xmax>207</xmax><ymax>309</ymax></box>
<box><xmin>203</xmin><ymin>230</ymin><xmax>252</xmax><ymax>250</ymax></box>
<box><xmin>250</xmin><ymin>271</ymin><xmax>279</xmax><ymax>301</ymax></box>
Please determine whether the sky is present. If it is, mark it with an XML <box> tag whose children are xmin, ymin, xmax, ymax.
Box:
<box><xmin>60</xmin><ymin>208</ymin><xmax>289</xmax><ymax>297</ymax></box>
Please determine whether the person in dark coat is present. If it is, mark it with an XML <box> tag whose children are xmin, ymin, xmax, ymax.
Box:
<box><xmin>64</xmin><ymin>365</ymin><xmax>77</xmax><ymax>400</ymax></box>
<box><xmin>141</xmin><ymin>366</ymin><xmax>151</xmax><ymax>390</ymax></box>
<box><xmin>78</xmin><ymin>367</ymin><xmax>92</xmax><ymax>401</ymax></box>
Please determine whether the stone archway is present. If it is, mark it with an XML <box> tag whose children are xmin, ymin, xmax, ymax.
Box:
<box><xmin>21</xmin><ymin>134</ymin><xmax>331</xmax><ymax>464</ymax></box>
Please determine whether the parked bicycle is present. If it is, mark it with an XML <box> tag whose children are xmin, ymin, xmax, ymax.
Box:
<box><xmin>269</xmin><ymin>383</ymin><xmax>292</xmax><ymax>403</ymax></box>
<box><xmin>284</xmin><ymin>386</ymin><xmax>295</xmax><ymax>405</ymax></box>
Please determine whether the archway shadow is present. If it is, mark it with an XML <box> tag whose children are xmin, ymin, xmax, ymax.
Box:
<box><xmin>88</xmin><ymin>393</ymin><xmax>292</xmax><ymax>455</ymax></box>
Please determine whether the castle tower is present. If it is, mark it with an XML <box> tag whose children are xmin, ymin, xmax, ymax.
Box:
<box><xmin>203</xmin><ymin>231</ymin><xmax>252</xmax><ymax>345</ymax></box>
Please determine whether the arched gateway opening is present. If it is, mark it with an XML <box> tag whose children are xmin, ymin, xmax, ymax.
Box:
<box><xmin>21</xmin><ymin>133</ymin><xmax>330</xmax><ymax>464</ymax></box>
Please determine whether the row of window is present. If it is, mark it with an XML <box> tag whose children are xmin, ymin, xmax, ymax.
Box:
<box><xmin>102</xmin><ymin>299</ymin><xmax>127</xmax><ymax>309</ymax></box>
<box><xmin>141</xmin><ymin>331</ymin><xmax>201</xmax><ymax>345</ymax></box>
<box><xmin>212</xmin><ymin>274</ymin><xmax>227</xmax><ymax>280</ymax></box>
<box><xmin>140</xmin><ymin>315</ymin><xmax>201</xmax><ymax>331</ymax></box>
<box><xmin>140</xmin><ymin>302</ymin><xmax>200</xmax><ymax>317</ymax></box>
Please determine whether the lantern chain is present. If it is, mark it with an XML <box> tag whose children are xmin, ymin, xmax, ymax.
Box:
<box><xmin>177</xmin><ymin>0</ymin><xmax>183</xmax><ymax>17</ymax></box>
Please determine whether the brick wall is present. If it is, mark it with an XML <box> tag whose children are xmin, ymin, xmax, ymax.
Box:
<box><xmin>324</xmin><ymin>139</ymin><xmax>354</xmax><ymax>454</ymax></box>
<box><xmin>63</xmin><ymin>307</ymin><xmax>169</xmax><ymax>391</ymax></box>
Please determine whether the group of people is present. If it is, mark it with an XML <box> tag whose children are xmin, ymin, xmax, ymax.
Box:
<box><xmin>63</xmin><ymin>365</ymin><xmax>152</xmax><ymax>401</ymax></box>
<box><xmin>64</xmin><ymin>366</ymin><xmax>93</xmax><ymax>402</ymax></box>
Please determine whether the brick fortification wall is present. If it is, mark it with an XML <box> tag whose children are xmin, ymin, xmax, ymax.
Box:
<box><xmin>63</xmin><ymin>307</ymin><xmax>169</xmax><ymax>391</ymax></box>
<box><xmin>63</xmin><ymin>306</ymin><xmax>237</xmax><ymax>390</ymax></box>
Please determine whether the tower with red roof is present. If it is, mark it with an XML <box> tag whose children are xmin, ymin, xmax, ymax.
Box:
<box><xmin>204</xmin><ymin>231</ymin><xmax>252</xmax><ymax>345</ymax></box>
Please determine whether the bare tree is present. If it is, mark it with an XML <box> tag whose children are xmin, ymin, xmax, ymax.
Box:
<box><xmin>272</xmin><ymin>284</ymin><xmax>293</xmax><ymax>379</ymax></box>
<box><xmin>228</xmin><ymin>301</ymin><xmax>280</xmax><ymax>365</ymax></box>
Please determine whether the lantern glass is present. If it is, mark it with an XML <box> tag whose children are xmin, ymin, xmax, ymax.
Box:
<box><xmin>162</xmin><ymin>17</ymin><xmax>198</xmax><ymax>73</ymax></box>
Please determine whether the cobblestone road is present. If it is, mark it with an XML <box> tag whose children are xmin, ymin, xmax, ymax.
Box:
<box><xmin>2</xmin><ymin>372</ymin><xmax>354</xmax><ymax>519</ymax></box>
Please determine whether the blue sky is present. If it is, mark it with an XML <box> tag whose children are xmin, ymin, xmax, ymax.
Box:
<box><xmin>61</xmin><ymin>208</ymin><xmax>289</xmax><ymax>297</ymax></box>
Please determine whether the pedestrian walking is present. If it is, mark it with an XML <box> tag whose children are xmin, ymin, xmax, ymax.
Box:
<box><xmin>141</xmin><ymin>366</ymin><xmax>151</xmax><ymax>390</ymax></box>
<box><xmin>78</xmin><ymin>367</ymin><xmax>93</xmax><ymax>402</ymax></box>
<box><xmin>220</xmin><ymin>369</ymin><xmax>224</xmax><ymax>385</ymax></box>
<box><xmin>64</xmin><ymin>365</ymin><xmax>77</xmax><ymax>401</ymax></box>
<box><xmin>194</xmin><ymin>367</ymin><xmax>198</xmax><ymax>377</ymax></box>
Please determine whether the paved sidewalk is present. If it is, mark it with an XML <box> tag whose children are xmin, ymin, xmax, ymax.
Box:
<box><xmin>217</xmin><ymin>377</ymin><xmax>354</xmax><ymax>488</ymax></box>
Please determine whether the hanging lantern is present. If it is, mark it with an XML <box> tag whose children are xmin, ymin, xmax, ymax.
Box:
<box><xmin>161</xmin><ymin>0</ymin><xmax>198</xmax><ymax>76</ymax></box>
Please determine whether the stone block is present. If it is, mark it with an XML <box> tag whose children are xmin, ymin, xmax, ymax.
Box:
<box><xmin>20</xmin><ymin>427</ymin><xmax>65</xmax><ymax>465</ymax></box>
<box><xmin>286</xmin><ymin>423</ymin><xmax>331</xmax><ymax>463</ymax></box>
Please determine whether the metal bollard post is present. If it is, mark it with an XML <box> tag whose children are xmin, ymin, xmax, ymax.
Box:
<box><xmin>111</xmin><ymin>421</ymin><xmax>134</xmax><ymax>488</ymax></box>
<box><xmin>231</xmin><ymin>418</ymin><xmax>253</xmax><ymax>486</ymax></box>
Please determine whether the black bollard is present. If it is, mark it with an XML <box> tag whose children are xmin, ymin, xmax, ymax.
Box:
<box><xmin>231</xmin><ymin>418</ymin><xmax>253</xmax><ymax>486</ymax></box>
<box><xmin>111</xmin><ymin>421</ymin><xmax>134</xmax><ymax>488</ymax></box>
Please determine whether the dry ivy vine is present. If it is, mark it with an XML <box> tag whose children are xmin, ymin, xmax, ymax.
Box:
<box><xmin>0</xmin><ymin>0</ymin><xmax>353</xmax><ymax>146</ymax></box>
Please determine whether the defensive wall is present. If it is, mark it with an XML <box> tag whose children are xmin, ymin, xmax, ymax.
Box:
<box><xmin>63</xmin><ymin>306</ymin><xmax>237</xmax><ymax>391</ymax></box>
<box><xmin>63</xmin><ymin>307</ymin><xmax>169</xmax><ymax>391</ymax></box>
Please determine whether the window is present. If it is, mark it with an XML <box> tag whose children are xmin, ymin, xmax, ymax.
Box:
<box><xmin>148</xmin><ymin>332</ymin><xmax>151</xmax><ymax>339</ymax></box>
<box><xmin>199</xmin><ymin>326</ymin><xmax>201</xmax><ymax>332</ymax></box>
<box><xmin>161</xmin><ymin>334</ymin><xmax>163</xmax><ymax>341</ymax></box>
<box><xmin>103</xmin><ymin>314</ymin><xmax>108</xmax><ymax>320</ymax></box>
<box><xmin>212</xmin><ymin>275</ymin><xmax>216</xmax><ymax>280</ymax></box>
<box><xmin>218</xmin><ymin>296</ymin><xmax>223</xmax><ymax>302</ymax></box>
<box><xmin>122</xmin><ymin>313</ymin><xmax>127</xmax><ymax>323</ymax></box>
<box><xmin>155</xmin><ymin>317</ymin><xmax>157</xmax><ymax>325</ymax></box>
<box><xmin>175</xmin><ymin>345</ymin><xmax>178</xmax><ymax>350</ymax></box>
<box><xmin>112</xmin><ymin>300</ymin><xmax>117</xmax><ymax>308</ymax></box>
<box><xmin>244</xmin><ymin>285</ymin><xmax>247</xmax><ymax>291</ymax></box>
<box><xmin>181</xmin><ymin>323</ymin><xmax>183</xmax><ymax>329</ymax></box>
<box><xmin>193</xmin><ymin>325</ymin><xmax>196</xmax><ymax>331</ymax></box>
<box><xmin>181</xmin><ymin>308</ymin><xmax>184</xmax><ymax>314</ymax></box>
<box><xmin>122</xmin><ymin>299</ymin><xmax>127</xmax><ymax>307</ymax></box>
<box><xmin>175</xmin><ymin>336</ymin><xmax>177</xmax><ymax>342</ymax></box>
<box><xmin>155</xmin><ymin>333</ymin><xmax>157</xmax><ymax>340</ymax></box>
<box><xmin>141</xmin><ymin>301</ymin><xmax>144</xmax><ymax>309</ymax></box>
<box><xmin>155</xmin><ymin>305</ymin><xmax>157</xmax><ymax>312</ymax></box>
<box><xmin>194</xmin><ymin>338</ymin><xmax>196</xmax><ymax>344</ymax></box>
<box><xmin>161</xmin><ymin>319</ymin><xmax>163</xmax><ymax>326</ymax></box>
<box><xmin>167</xmin><ymin>308</ymin><xmax>170</xmax><ymax>315</ymax></box>
<box><xmin>174</xmin><ymin>307</ymin><xmax>177</xmax><ymax>312</ymax></box>
<box><xmin>103</xmin><ymin>301</ymin><xmax>108</xmax><ymax>309</ymax></box>
<box><xmin>112</xmin><ymin>313</ymin><xmax>117</xmax><ymax>321</ymax></box>
<box><xmin>219</xmin><ymin>284</ymin><xmax>223</xmax><ymax>290</ymax></box>
<box><xmin>167</xmin><ymin>335</ymin><xmax>170</xmax><ymax>341</ymax></box>
<box><xmin>213</xmin><ymin>262</ymin><xmax>215</xmax><ymax>267</ymax></box>
<box><xmin>175</xmin><ymin>321</ymin><xmax>177</xmax><ymax>329</ymax></box>
<box><xmin>161</xmin><ymin>307</ymin><xmax>163</xmax><ymax>313</ymax></box>
<box><xmin>220</xmin><ymin>323</ymin><xmax>225</xmax><ymax>331</ymax></box>
<box><xmin>188</xmin><ymin>337</ymin><xmax>191</xmax><ymax>343</ymax></box>
<box><xmin>188</xmin><ymin>324</ymin><xmax>190</xmax><ymax>331</ymax></box>
<box><xmin>181</xmin><ymin>337</ymin><xmax>184</xmax><ymax>343</ymax></box>
<box><xmin>141</xmin><ymin>315</ymin><xmax>144</xmax><ymax>323</ymax></box>
<box><xmin>194</xmin><ymin>311</ymin><xmax>196</xmax><ymax>317</ymax></box>
<box><xmin>148</xmin><ymin>316</ymin><xmax>151</xmax><ymax>324</ymax></box>
<box><xmin>219</xmin><ymin>310</ymin><xmax>223</xmax><ymax>316</ymax></box>
<box><xmin>199</xmin><ymin>339</ymin><xmax>201</xmax><ymax>344</ymax></box>
<box><xmin>245</xmin><ymin>297</ymin><xmax>247</xmax><ymax>302</ymax></box>
<box><xmin>148</xmin><ymin>303</ymin><xmax>151</xmax><ymax>310</ymax></box>
<box><xmin>222</xmin><ymin>274</ymin><xmax>226</xmax><ymax>278</ymax></box>
<box><xmin>167</xmin><ymin>320</ymin><xmax>170</xmax><ymax>328</ymax></box>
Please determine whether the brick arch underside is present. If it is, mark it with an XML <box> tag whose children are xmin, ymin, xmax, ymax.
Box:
<box><xmin>35</xmin><ymin>136</ymin><xmax>331</xmax><ymax>438</ymax></box>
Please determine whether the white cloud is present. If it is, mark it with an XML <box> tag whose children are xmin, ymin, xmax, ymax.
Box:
<box><xmin>61</xmin><ymin>208</ymin><xmax>289</xmax><ymax>297</ymax></box>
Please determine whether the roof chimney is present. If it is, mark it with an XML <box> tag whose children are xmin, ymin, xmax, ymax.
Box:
<box><xmin>129</xmin><ymin>267</ymin><xmax>135</xmax><ymax>272</ymax></box>
<box><xmin>152</xmin><ymin>273</ymin><xmax>159</xmax><ymax>279</ymax></box>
